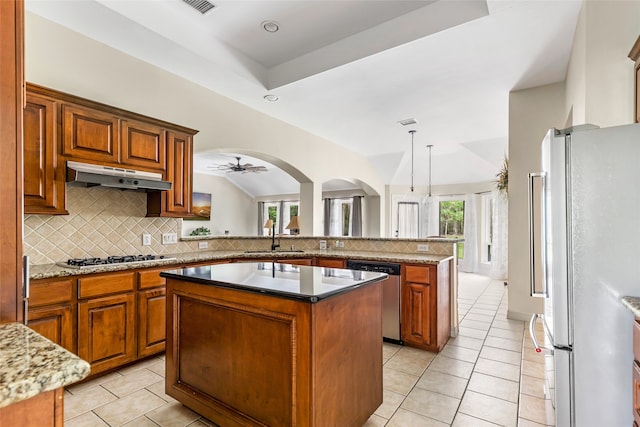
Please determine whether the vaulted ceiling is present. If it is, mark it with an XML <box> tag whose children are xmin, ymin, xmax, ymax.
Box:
<box><xmin>26</xmin><ymin>0</ymin><xmax>583</xmax><ymax>197</ymax></box>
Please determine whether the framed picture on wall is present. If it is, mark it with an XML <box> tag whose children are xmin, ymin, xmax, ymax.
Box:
<box><xmin>186</xmin><ymin>192</ymin><xmax>212</xmax><ymax>220</ymax></box>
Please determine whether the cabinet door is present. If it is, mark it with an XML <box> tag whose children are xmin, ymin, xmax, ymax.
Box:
<box><xmin>78</xmin><ymin>292</ymin><xmax>136</xmax><ymax>374</ymax></box>
<box><xmin>121</xmin><ymin>119</ymin><xmax>166</xmax><ymax>171</ymax></box>
<box><xmin>62</xmin><ymin>103</ymin><xmax>119</xmax><ymax>163</ymax></box>
<box><xmin>137</xmin><ymin>288</ymin><xmax>166</xmax><ymax>358</ymax></box>
<box><xmin>24</xmin><ymin>93</ymin><xmax>67</xmax><ymax>214</ymax></box>
<box><xmin>166</xmin><ymin>130</ymin><xmax>193</xmax><ymax>215</ymax></box>
<box><xmin>28</xmin><ymin>304</ymin><xmax>75</xmax><ymax>353</ymax></box>
<box><xmin>401</xmin><ymin>282</ymin><xmax>433</xmax><ymax>348</ymax></box>
<box><xmin>147</xmin><ymin>129</ymin><xmax>193</xmax><ymax>217</ymax></box>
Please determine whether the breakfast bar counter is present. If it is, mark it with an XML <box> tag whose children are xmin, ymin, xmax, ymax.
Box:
<box><xmin>161</xmin><ymin>262</ymin><xmax>387</xmax><ymax>427</ymax></box>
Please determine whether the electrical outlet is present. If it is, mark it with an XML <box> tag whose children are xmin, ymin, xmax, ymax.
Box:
<box><xmin>417</xmin><ymin>244</ymin><xmax>429</xmax><ymax>252</ymax></box>
<box><xmin>338</xmin><ymin>241</ymin><xmax>344</xmax><ymax>248</ymax></box>
<box><xmin>162</xmin><ymin>233</ymin><xmax>177</xmax><ymax>245</ymax></box>
<box><xmin>319</xmin><ymin>240</ymin><xmax>327</xmax><ymax>250</ymax></box>
<box><xmin>198</xmin><ymin>242</ymin><xmax>208</xmax><ymax>249</ymax></box>
<box><xmin>142</xmin><ymin>234</ymin><xmax>151</xmax><ymax>246</ymax></box>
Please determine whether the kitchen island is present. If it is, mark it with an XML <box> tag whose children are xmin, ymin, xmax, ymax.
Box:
<box><xmin>161</xmin><ymin>262</ymin><xmax>387</xmax><ymax>427</ymax></box>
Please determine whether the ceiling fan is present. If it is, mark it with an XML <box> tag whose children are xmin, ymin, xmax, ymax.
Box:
<box><xmin>210</xmin><ymin>156</ymin><xmax>268</xmax><ymax>174</ymax></box>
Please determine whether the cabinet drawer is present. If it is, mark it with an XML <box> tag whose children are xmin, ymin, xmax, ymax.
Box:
<box><xmin>30</xmin><ymin>279</ymin><xmax>74</xmax><ymax>307</ymax></box>
<box><xmin>78</xmin><ymin>272</ymin><xmax>135</xmax><ymax>299</ymax></box>
<box><xmin>138</xmin><ymin>269</ymin><xmax>167</xmax><ymax>290</ymax></box>
<box><xmin>315</xmin><ymin>258</ymin><xmax>345</xmax><ymax>268</ymax></box>
<box><xmin>404</xmin><ymin>265</ymin><xmax>431</xmax><ymax>284</ymax></box>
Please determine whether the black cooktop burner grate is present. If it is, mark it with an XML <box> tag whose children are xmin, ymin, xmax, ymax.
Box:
<box><xmin>63</xmin><ymin>254</ymin><xmax>168</xmax><ymax>268</ymax></box>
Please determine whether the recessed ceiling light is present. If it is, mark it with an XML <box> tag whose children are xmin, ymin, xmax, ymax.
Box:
<box><xmin>264</xmin><ymin>94</ymin><xmax>279</xmax><ymax>102</ymax></box>
<box><xmin>262</xmin><ymin>20</ymin><xmax>280</xmax><ymax>33</ymax></box>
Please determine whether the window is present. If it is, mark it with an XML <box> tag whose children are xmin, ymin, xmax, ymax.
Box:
<box><xmin>261</xmin><ymin>201</ymin><xmax>299</xmax><ymax>236</ymax></box>
<box><xmin>439</xmin><ymin>199</ymin><xmax>465</xmax><ymax>258</ymax></box>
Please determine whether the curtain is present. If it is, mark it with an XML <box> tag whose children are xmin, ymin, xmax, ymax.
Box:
<box><xmin>397</xmin><ymin>202</ymin><xmax>419</xmax><ymax>238</ymax></box>
<box><xmin>424</xmin><ymin>195</ymin><xmax>440</xmax><ymax>237</ymax></box>
<box><xmin>459</xmin><ymin>194</ymin><xmax>479</xmax><ymax>273</ymax></box>
<box><xmin>351</xmin><ymin>196</ymin><xmax>363</xmax><ymax>237</ymax></box>
<box><xmin>329</xmin><ymin>199</ymin><xmax>342</xmax><ymax>236</ymax></box>
<box><xmin>323</xmin><ymin>198</ymin><xmax>331</xmax><ymax>236</ymax></box>
<box><xmin>490</xmin><ymin>190</ymin><xmax>509</xmax><ymax>280</ymax></box>
<box><xmin>277</xmin><ymin>201</ymin><xmax>284</xmax><ymax>234</ymax></box>
<box><xmin>257</xmin><ymin>201</ymin><xmax>265</xmax><ymax>236</ymax></box>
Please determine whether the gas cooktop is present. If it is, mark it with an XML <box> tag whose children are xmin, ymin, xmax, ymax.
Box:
<box><xmin>57</xmin><ymin>254</ymin><xmax>176</xmax><ymax>269</ymax></box>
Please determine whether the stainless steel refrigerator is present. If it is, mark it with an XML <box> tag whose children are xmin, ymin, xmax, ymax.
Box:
<box><xmin>528</xmin><ymin>123</ymin><xmax>640</xmax><ymax>427</ymax></box>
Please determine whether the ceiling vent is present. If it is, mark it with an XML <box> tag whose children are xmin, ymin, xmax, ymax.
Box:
<box><xmin>182</xmin><ymin>0</ymin><xmax>215</xmax><ymax>15</ymax></box>
<box><xmin>398</xmin><ymin>118</ymin><xmax>418</xmax><ymax>126</ymax></box>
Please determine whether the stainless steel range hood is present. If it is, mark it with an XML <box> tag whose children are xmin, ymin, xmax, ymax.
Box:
<box><xmin>66</xmin><ymin>161</ymin><xmax>172</xmax><ymax>191</ymax></box>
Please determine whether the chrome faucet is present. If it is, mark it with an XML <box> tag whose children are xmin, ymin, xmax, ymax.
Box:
<box><xmin>270</xmin><ymin>223</ymin><xmax>280</xmax><ymax>251</ymax></box>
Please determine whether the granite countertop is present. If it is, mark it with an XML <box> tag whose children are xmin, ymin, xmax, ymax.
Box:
<box><xmin>0</xmin><ymin>323</ymin><xmax>90</xmax><ymax>408</ymax></box>
<box><xmin>161</xmin><ymin>262</ymin><xmax>388</xmax><ymax>303</ymax></box>
<box><xmin>622</xmin><ymin>296</ymin><xmax>640</xmax><ymax>318</ymax></box>
<box><xmin>30</xmin><ymin>250</ymin><xmax>453</xmax><ymax>280</ymax></box>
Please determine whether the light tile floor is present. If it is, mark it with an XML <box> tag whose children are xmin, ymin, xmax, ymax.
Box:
<box><xmin>63</xmin><ymin>273</ymin><xmax>555</xmax><ymax>426</ymax></box>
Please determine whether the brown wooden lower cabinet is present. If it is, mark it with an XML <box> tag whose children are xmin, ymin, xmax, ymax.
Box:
<box><xmin>137</xmin><ymin>287</ymin><xmax>166</xmax><ymax>358</ymax></box>
<box><xmin>27</xmin><ymin>278</ymin><xmax>75</xmax><ymax>353</ymax></box>
<box><xmin>401</xmin><ymin>263</ymin><xmax>450</xmax><ymax>352</ymax></box>
<box><xmin>0</xmin><ymin>389</ymin><xmax>63</xmax><ymax>427</ymax></box>
<box><xmin>313</xmin><ymin>257</ymin><xmax>346</xmax><ymax>268</ymax></box>
<box><xmin>77</xmin><ymin>292</ymin><xmax>136</xmax><ymax>375</ymax></box>
<box><xmin>27</xmin><ymin>304</ymin><xmax>74</xmax><ymax>352</ymax></box>
<box><xmin>166</xmin><ymin>275</ymin><xmax>383</xmax><ymax>426</ymax></box>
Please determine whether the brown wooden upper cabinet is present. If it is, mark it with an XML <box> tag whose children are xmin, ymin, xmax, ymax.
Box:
<box><xmin>23</xmin><ymin>92</ymin><xmax>67</xmax><ymax>214</ymax></box>
<box><xmin>62</xmin><ymin>103</ymin><xmax>119</xmax><ymax>163</ymax></box>
<box><xmin>121</xmin><ymin>119</ymin><xmax>166</xmax><ymax>171</ymax></box>
<box><xmin>24</xmin><ymin>83</ymin><xmax>198</xmax><ymax>217</ymax></box>
<box><xmin>629</xmin><ymin>35</ymin><xmax>640</xmax><ymax>123</ymax></box>
<box><xmin>147</xmin><ymin>130</ymin><xmax>194</xmax><ymax>217</ymax></box>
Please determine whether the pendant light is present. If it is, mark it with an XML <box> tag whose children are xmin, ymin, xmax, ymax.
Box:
<box><xmin>409</xmin><ymin>130</ymin><xmax>416</xmax><ymax>192</ymax></box>
<box><xmin>426</xmin><ymin>144</ymin><xmax>433</xmax><ymax>197</ymax></box>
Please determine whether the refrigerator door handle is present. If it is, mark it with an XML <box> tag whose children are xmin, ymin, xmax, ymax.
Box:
<box><xmin>529</xmin><ymin>313</ymin><xmax>553</xmax><ymax>354</ymax></box>
<box><xmin>528</xmin><ymin>172</ymin><xmax>548</xmax><ymax>297</ymax></box>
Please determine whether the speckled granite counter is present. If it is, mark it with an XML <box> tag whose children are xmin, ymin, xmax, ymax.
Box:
<box><xmin>30</xmin><ymin>250</ymin><xmax>453</xmax><ymax>280</ymax></box>
<box><xmin>622</xmin><ymin>296</ymin><xmax>640</xmax><ymax>318</ymax></box>
<box><xmin>0</xmin><ymin>323</ymin><xmax>90</xmax><ymax>408</ymax></box>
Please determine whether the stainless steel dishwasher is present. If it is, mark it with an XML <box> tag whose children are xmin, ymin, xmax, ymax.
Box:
<box><xmin>346</xmin><ymin>260</ymin><xmax>402</xmax><ymax>344</ymax></box>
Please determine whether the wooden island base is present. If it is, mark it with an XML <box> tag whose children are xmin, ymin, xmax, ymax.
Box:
<box><xmin>165</xmin><ymin>265</ymin><xmax>384</xmax><ymax>427</ymax></box>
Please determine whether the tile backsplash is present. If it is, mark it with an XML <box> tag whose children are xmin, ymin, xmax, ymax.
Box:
<box><xmin>24</xmin><ymin>187</ymin><xmax>183</xmax><ymax>264</ymax></box>
<box><xmin>24</xmin><ymin>187</ymin><xmax>458</xmax><ymax>265</ymax></box>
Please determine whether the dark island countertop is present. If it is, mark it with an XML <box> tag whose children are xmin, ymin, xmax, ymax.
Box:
<box><xmin>160</xmin><ymin>262</ymin><xmax>388</xmax><ymax>303</ymax></box>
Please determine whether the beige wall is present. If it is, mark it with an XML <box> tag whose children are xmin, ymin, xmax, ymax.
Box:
<box><xmin>565</xmin><ymin>0</ymin><xmax>640</xmax><ymax>127</ymax></box>
<box><xmin>508</xmin><ymin>82</ymin><xmax>566</xmax><ymax>320</ymax></box>
<box><xmin>184</xmin><ymin>173</ymin><xmax>255</xmax><ymax>237</ymax></box>
<box><xmin>24</xmin><ymin>12</ymin><xmax>386</xmax><ymax>236</ymax></box>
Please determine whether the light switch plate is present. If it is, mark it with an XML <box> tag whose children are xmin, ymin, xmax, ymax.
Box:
<box><xmin>198</xmin><ymin>242</ymin><xmax>208</xmax><ymax>249</ymax></box>
<box><xmin>417</xmin><ymin>244</ymin><xmax>429</xmax><ymax>252</ymax></box>
<box><xmin>142</xmin><ymin>234</ymin><xmax>151</xmax><ymax>246</ymax></box>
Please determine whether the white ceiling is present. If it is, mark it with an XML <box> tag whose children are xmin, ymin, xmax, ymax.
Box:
<box><xmin>25</xmin><ymin>0</ymin><xmax>583</xmax><ymax>197</ymax></box>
